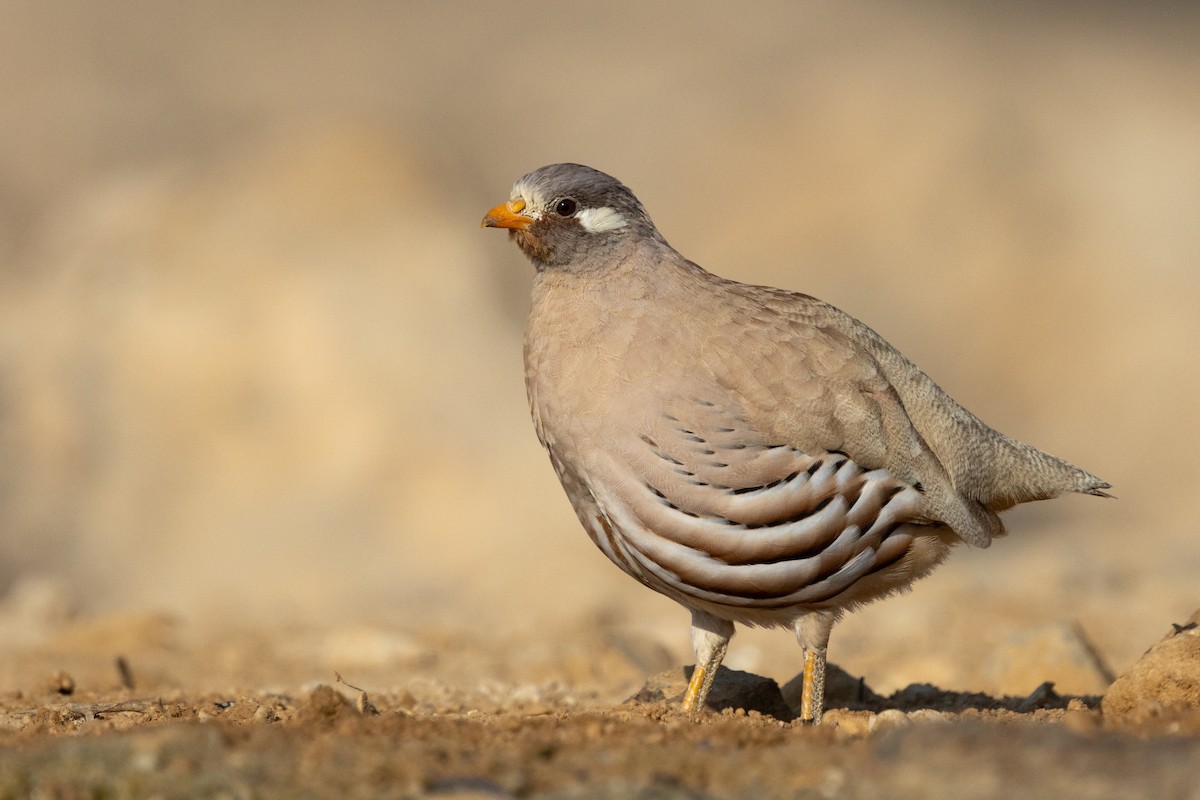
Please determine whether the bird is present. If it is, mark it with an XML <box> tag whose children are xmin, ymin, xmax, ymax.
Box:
<box><xmin>481</xmin><ymin>163</ymin><xmax>1109</xmax><ymax>724</ymax></box>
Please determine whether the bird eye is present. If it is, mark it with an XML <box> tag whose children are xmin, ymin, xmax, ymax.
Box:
<box><xmin>554</xmin><ymin>198</ymin><xmax>578</xmax><ymax>217</ymax></box>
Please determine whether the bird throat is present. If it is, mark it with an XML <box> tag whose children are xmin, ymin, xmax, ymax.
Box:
<box><xmin>511</xmin><ymin>228</ymin><xmax>555</xmax><ymax>268</ymax></box>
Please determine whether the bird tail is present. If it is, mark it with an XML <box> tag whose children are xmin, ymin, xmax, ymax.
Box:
<box><xmin>983</xmin><ymin>434</ymin><xmax>1111</xmax><ymax>511</ymax></box>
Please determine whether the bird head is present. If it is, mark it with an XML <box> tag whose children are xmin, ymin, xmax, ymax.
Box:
<box><xmin>482</xmin><ymin>163</ymin><xmax>660</xmax><ymax>269</ymax></box>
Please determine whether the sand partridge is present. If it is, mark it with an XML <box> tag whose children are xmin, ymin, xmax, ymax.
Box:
<box><xmin>482</xmin><ymin>163</ymin><xmax>1109</xmax><ymax>723</ymax></box>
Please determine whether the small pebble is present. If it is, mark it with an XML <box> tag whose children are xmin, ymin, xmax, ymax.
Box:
<box><xmin>908</xmin><ymin>709</ymin><xmax>950</xmax><ymax>725</ymax></box>
<box><xmin>869</xmin><ymin>708</ymin><xmax>911</xmax><ymax>733</ymax></box>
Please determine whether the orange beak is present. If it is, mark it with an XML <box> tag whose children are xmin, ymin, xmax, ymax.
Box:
<box><xmin>481</xmin><ymin>198</ymin><xmax>534</xmax><ymax>230</ymax></box>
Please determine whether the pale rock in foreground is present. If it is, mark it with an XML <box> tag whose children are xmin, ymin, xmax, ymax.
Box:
<box><xmin>1102</xmin><ymin>610</ymin><xmax>1200</xmax><ymax>720</ymax></box>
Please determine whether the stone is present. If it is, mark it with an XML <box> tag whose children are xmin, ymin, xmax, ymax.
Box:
<box><xmin>1016</xmin><ymin>681</ymin><xmax>1061</xmax><ymax>713</ymax></box>
<box><xmin>869</xmin><ymin>708</ymin><xmax>912</xmax><ymax>733</ymax></box>
<box><xmin>1102</xmin><ymin>610</ymin><xmax>1200</xmax><ymax>720</ymax></box>
<box><xmin>908</xmin><ymin>709</ymin><xmax>951</xmax><ymax>725</ymax></box>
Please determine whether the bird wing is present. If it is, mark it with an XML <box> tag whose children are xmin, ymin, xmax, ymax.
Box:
<box><xmin>681</xmin><ymin>280</ymin><xmax>1003</xmax><ymax>547</ymax></box>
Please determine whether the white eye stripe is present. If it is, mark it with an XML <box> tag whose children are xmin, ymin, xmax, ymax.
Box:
<box><xmin>510</xmin><ymin>179</ymin><xmax>543</xmax><ymax>215</ymax></box>
<box><xmin>577</xmin><ymin>206</ymin><xmax>628</xmax><ymax>233</ymax></box>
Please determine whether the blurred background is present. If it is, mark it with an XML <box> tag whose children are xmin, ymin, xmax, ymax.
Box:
<box><xmin>0</xmin><ymin>1</ymin><xmax>1196</xmax><ymax>696</ymax></box>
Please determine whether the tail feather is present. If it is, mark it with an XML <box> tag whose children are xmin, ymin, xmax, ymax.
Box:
<box><xmin>984</xmin><ymin>434</ymin><xmax>1110</xmax><ymax>510</ymax></box>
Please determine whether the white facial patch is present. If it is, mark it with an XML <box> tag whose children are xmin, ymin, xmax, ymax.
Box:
<box><xmin>576</xmin><ymin>206</ymin><xmax>628</xmax><ymax>233</ymax></box>
<box><xmin>510</xmin><ymin>178</ymin><xmax>545</xmax><ymax>221</ymax></box>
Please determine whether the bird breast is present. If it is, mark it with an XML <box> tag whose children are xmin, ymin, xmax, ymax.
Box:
<box><xmin>524</xmin><ymin>278</ymin><xmax>945</xmax><ymax>623</ymax></box>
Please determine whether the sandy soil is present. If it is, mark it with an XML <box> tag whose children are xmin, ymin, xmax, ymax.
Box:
<box><xmin>1</xmin><ymin>606</ymin><xmax>1198</xmax><ymax>798</ymax></box>
<box><xmin>1</xmin><ymin>2</ymin><xmax>1198</xmax><ymax>797</ymax></box>
<box><xmin>5</xmin><ymin>699</ymin><xmax>1198</xmax><ymax>800</ymax></box>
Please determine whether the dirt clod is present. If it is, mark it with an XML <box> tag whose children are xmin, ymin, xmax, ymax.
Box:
<box><xmin>1102</xmin><ymin>609</ymin><xmax>1200</xmax><ymax>723</ymax></box>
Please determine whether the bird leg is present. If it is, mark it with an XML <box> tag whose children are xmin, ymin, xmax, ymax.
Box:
<box><xmin>794</xmin><ymin>611</ymin><xmax>835</xmax><ymax>724</ymax></box>
<box><xmin>681</xmin><ymin>610</ymin><xmax>734</xmax><ymax>719</ymax></box>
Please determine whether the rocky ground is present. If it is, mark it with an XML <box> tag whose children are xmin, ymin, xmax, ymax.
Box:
<box><xmin>0</xmin><ymin>598</ymin><xmax>1197</xmax><ymax>798</ymax></box>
